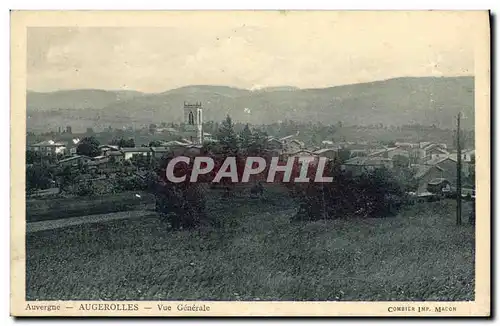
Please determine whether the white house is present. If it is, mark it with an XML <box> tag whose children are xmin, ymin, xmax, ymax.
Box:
<box><xmin>29</xmin><ymin>140</ymin><xmax>67</xmax><ymax>155</ymax></box>
<box><xmin>121</xmin><ymin>147</ymin><xmax>152</xmax><ymax>160</ymax></box>
<box><xmin>423</xmin><ymin>144</ymin><xmax>449</xmax><ymax>161</ymax></box>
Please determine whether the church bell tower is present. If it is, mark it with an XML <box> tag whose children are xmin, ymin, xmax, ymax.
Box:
<box><xmin>183</xmin><ymin>101</ymin><xmax>203</xmax><ymax>144</ymax></box>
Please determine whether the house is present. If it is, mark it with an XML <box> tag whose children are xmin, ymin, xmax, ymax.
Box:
<box><xmin>264</xmin><ymin>133</ymin><xmax>305</xmax><ymax>155</ymax></box>
<box><xmin>460</xmin><ymin>149</ymin><xmax>475</xmax><ymax>163</ymax></box>
<box><xmin>426</xmin><ymin>146</ymin><xmax>449</xmax><ymax>160</ymax></box>
<box><xmin>285</xmin><ymin>150</ymin><xmax>317</xmax><ymax>159</ymax></box>
<box><xmin>184</xmin><ymin>144</ymin><xmax>203</xmax><ymax>157</ymax></box>
<box><xmin>343</xmin><ymin>142</ymin><xmax>374</xmax><ymax>152</ymax></box>
<box><xmin>412</xmin><ymin>162</ymin><xmax>456</xmax><ymax>194</ymax></box>
<box><xmin>413</xmin><ymin>156</ymin><xmax>460</xmax><ymax>194</ymax></box>
<box><xmin>447</xmin><ymin>150</ymin><xmax>475</xmax><ymax>177</ymax></box>
<box><xmin>150</xmin><ymin>147</ymin><xmax>171</xmax><ymax>159</ymax></box>
<box><xmin>155</xmin><ymin>127</ymin><xmax>178</xmax><ymax>135</ymax></box>
<box><xmin>342</xmin><ymin>157</ymin><xmax>393</xmax><ymax>176</ymax></box>
<box><xmin>368</xmin><ymin>147</ymin><xmax>413</xmax><ymax>167</ymax></box>
<box><xmin>426</xmin><ymin>178</ymin><xmax>452</xmax><ymax>194</ymax></box>
<box><xmin>107</xmin><ymin>150</ymin><xmax>125</xmax><ymax>163</ymax></box>
<box><xmin>419</xmin><ymin>142</ymin><xmax>447</xmax><ymax>149</ymax></box>
<box><xmin>161</xmin><ymin>140</ymin><xmax>191</xmax><ymax>147</ymax></box>
<box><xmin>419</xmin><ymin>141</ymin><xmax>432</xmax><ymax>149</ymax></box>
<box><xmin>92</xmin><ymin>155</ymin><xmax>108</xmax><ymax>162</ymax></box>
<box><xmin>394</xmin><ymin>142</ymin><xmax>419</xmax><ymax>149</ymax></box>
<box><xmin>369</xmin><ymin>147</ymin><xmax>410</xmax><ymax>159</ymax></box>
<box><xmin>157</xmin><ymin>141</ymin><xmax>188</xmax><ymax>155</ymax></box>
<box><xmin>321</xmin><ymin>140</ymin><xmax>334</xmax><ymax>147</ymax></box>
<box><xmin>203</xmin><ymin>135</ymin><xmax>218</xmax><ymax>143</ymax></box>
<box><xmin>58</xmin><ymin>155</ymin><xmax>92</xmax><ymax>167</ymax></box>
<box><xmin>348</xmin><ymin>149</ymin><xmax>369</xmax><ymax>159</ymax></box>
<box><xmin>99</xmin><ymin>145</ymin><xmax>121</xmax><ymax>156</ymax></box>
<box><xmin>283</xmin><ymin>139</ymin><xmax>304</xmax><ymax>154</ymax></box>
<box><xmin>423</xmin><ymin>156</ymin><xmax>458</xmax><ymax>169</ymax></box>
<box><xmin>121</xmin><ymin>147</ymin><xmax>152</xmax><ymax>160</ymax></box>
<box><xmin>422</xmin><ymin>144</ymin><xmax>449</xmax><ymax>161</ymax></box>
<box><xmin>313</xmin><ymin>148</ymin><xmax>339</xmax><ymax>160</ymax></box>
<box><xmin>28</xmin><ymin>140</ymin><xmax>67</xmax><ymax>155</ymax></box>
<box><xmin>87</xmin><ymin>156</ymin><xmax>113</xmax><ymax>169</ymax></box>
<box><xmin>68</xmin><ymin>138</ymin><xmax>81</xmax><ymax>155</ymax></box>
<box><xmin>422</xmin><ymin>155</ymin><xmax>454</xmax><ymax>168</ymax></box>
<box><xmin>151</xmin><ymin>145</ymin><xmax>202</xmax><ymax>158</ymax></box>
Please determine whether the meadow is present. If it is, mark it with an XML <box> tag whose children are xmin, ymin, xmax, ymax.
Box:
<box><xmin>26</xmin><ymin>193</ymin><xmax>475</xmax><ymax>301</ymax></box>
<box><xmin>26</xmin><ymin>191</ymin><xmax>155</xmax><ymax>222</ymax></box>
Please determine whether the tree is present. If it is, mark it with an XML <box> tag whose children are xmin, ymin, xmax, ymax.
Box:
<box><xmin>111</xmin><ymin>138</ymin><xmax>122</xmax><ymax>147</ymax></box>
<box><xmin>216</xmin><ymin>115</ymin><xmax>239</xmax><ymax>156</ymax></box>
<box><xmin>130</xmin><ymin>155</ymin><xmax>150</xmax><ymax>169</ymax></box>
<box><xmin>58</xmin><ymin>165</ymin><xmax>76</xmax><ymax>192</ymax></box>
<box><xmin>239</xmin><ymin>123</ymin><xmax>253</xmax><ymax>152</ymax></box>
<box><xmin>248</xmin><ymin>129</ymin><xmax>269</xmax><ymax>156</ymax></box>
<box><xmin>289</xmin><ymin>166</ymin><xmax>405</xmax><ymax>221</ymax></box>
<box><xmin>149</xmin><ymin>140</ymin><xmax>162</xmax><ymax>147</ymax></box>
<box><xmin>26</xmin><ymin>150</ymin><xmax>41</xmax><ymax>164</ymax></box>
<box><xmin>75</xmin><ymin>180</ymin><xmax>96</xmax><ymax>197</ymax></box>
<box><xmin>123</xmin><ymin>138</ymin><xmax>135</xmax><ymax>148</ymax></box>
<box><xmin>76</xmin><ymin>136</ymin><xmax>100</xmax><ymax>157</ymax></box>
<box><xmin>152</xmin><ymin>156</ymin><xmax>208</xmax><ymax>230</ymax></box>
<box><xmin>26</xmin><ymin>164</ymin><xmax>53</xmax><ymax>193</ymax></box>
<box><xmin>112</xmin><ymin>137</ymin><xmax>135</xmax><ymax>148</ymax></box>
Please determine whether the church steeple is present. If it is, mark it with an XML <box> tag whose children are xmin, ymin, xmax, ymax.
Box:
<box><xmin>183</xmin><ymin>101</ymin><xmax>203</xmax><ymax>144</ymax></box>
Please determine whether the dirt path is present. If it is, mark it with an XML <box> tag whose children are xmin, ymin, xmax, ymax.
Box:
<box><xmin>26</xmin><ymin>210</ymin><xmax>156</xmax><ymax>233</ymax></box>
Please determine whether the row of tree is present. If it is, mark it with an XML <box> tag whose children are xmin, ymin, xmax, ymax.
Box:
<box><xmin>149</xmin><ymin>115</ymin><xmax>412</xmax><ymax>230</ymax></box>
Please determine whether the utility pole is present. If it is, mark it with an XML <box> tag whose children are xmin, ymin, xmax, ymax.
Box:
<box><xmin>456</xmin><ymin>112</ymin><xmax>462</xmax><ymax>226</ymax></box>
<box><xmin>322</xmin><ymin>181</ymin><xmax>327</xmax><ymax>221</ymax></box>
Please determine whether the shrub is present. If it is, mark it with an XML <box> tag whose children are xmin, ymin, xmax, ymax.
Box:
<box><xmin>26</xmin><ymin>164</ymin><xmax>53</xmax><ymax>193</ymax></box>
<box><xmin>151</xmin><ymin>155</ymin><xmax>208</xmax><ymax>230</ymax></box>
<box><xmin>74</xmin><ymin>181</ymin><xmax>96</xmax><ymax>197</ymax></box>
<box><xmin>288</xmin><ymin>163</ymin><xmax>406</xmax><ymax>221</ymax></box>
<box><xmin>115</xmin><ymin>176</ymin><xmax>146</xmax><ymax>191</ymax></box>
<box><xmin>154</xmin><ymin>182</ymin><xmax>207</xmax><ymax>230</ymax></box>
<box><xmin>350</xmin><ymin>169</ymin><xmax>406</xmax><ymax>218</ymax></box>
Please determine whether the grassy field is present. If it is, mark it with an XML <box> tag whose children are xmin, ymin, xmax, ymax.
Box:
<box><xmin>26</xmin><ymin>191</ymin><xmax>156</xmax><ymax>222</ymax></box>
<box><xmin>26</xmin><ymin>195</ymin><xmax>475</xmax><ymax>301</ymax></box>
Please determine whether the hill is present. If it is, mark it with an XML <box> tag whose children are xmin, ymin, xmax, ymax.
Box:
<box><xmin>27</xmin><ymin>89</ymin><xmax>145</xmax><ymax>110</ymax></box>
<box><xmin>26</xmin><ymin>76</ymin><xmax>474</xmax><ymax>132</ymax></box>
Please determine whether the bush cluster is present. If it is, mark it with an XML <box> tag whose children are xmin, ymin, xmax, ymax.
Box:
<box><xmin>154</xmin><ymin>182</ymin><xmax>207</xmax><ymax>230</ymax></box>
<box><xmin>287</xmin><ymin>163</ymin><xmax>406</xmax><ymax>221</ymax></box>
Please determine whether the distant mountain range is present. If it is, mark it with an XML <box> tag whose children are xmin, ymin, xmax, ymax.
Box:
<box><xmin>26</xmin><ymin>76</ymin><xmax>475</xmax><ymax>132</ymax></box>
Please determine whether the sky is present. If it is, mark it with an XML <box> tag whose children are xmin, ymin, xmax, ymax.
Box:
<box><xmin>26</xmin><ymin>11</ymin><xmax>477</xmax><ymax>93</ymax></box>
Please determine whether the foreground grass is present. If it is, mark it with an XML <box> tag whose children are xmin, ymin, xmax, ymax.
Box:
<box><xmin>26</xmin><ymin>195</ymin><xmax>475</xmax><ymax>301</ymax></box>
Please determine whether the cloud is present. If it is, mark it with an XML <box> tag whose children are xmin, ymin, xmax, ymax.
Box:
<box><xmin>27</xmin><ymin>12</ymin><xmax>477</xmax><ymax>92</ymax></box>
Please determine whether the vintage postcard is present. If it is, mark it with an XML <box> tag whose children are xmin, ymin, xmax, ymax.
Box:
<box><xmin>10</xmin><ymin>11</ymin><xmax>490</xmax><ymax>317</ymax></box>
